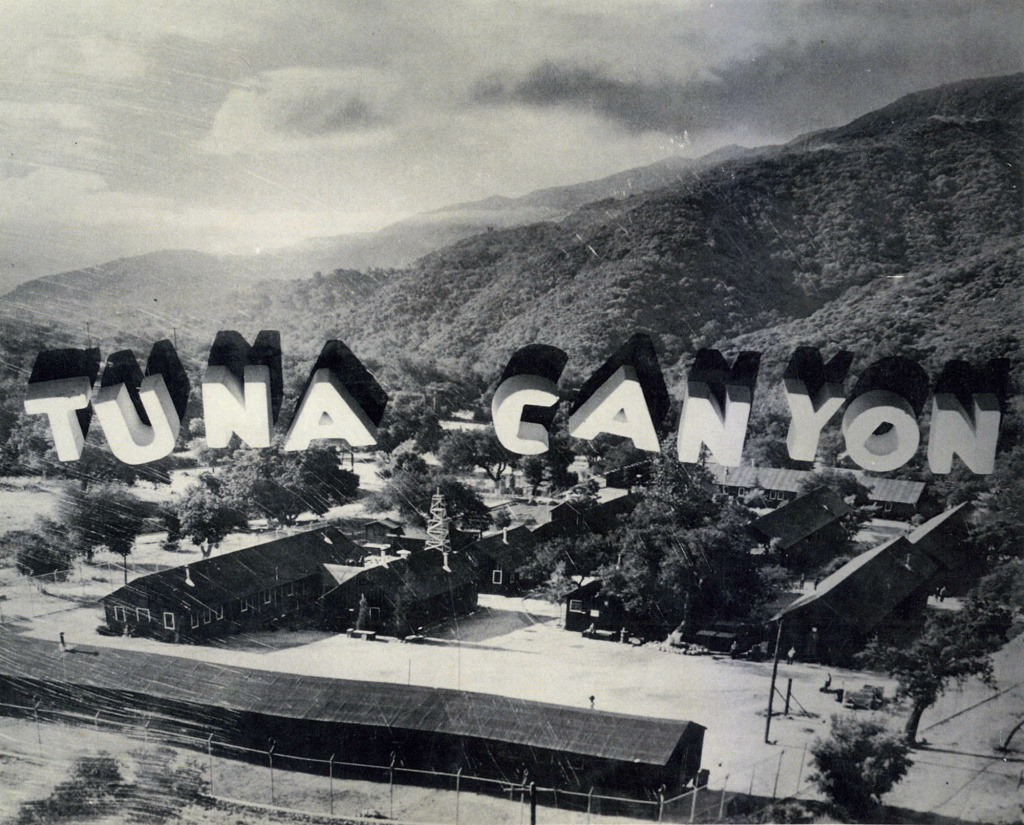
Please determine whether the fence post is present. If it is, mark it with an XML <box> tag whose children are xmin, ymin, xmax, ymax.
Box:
<box><xmin>772</xmin><ymin>750</ymin><xmax>784</xmax><ymax>801</ymax></box>
<box><xmin>389</xmin><ymin>752</ymin><xmax>395</xmax><ymax>819</ymax></box>
<box><xmin>94</xmin><ymin>710</ymin><xmax>101</xmax><ymax>731</ymax></box>
<box><xmin>529</xmin><ymin>781</ymin><xmax>537</xmax><ymax>825</ymax></box>
<box><xmin>748</xmin><ymin>764</ymin><xmax>756</xmax><ymax>797</ymax></box>
<box><xmin>329</xmin><ymin>753</ymin><xmax>335</xmax><ymax>816</ymax></box>
<box><xmin>268</xmin><ymin>739</ymin><xmax>275</xmax><ymax>806</ymax></box>
<box><xmin>719</xmin><ymin>774</ymin><xmax>730</xmax><ymax>822</ymax></box>
<box><xmin>795</xmin><ymin>743</ymin><xmax>807</xmax><ymax>796</ymax></box>
<box><xmin>689</xmin><ymin>785</ymin><xmax>699</xmax><ymax>823</ymax></box>
<box><xmin>658</xmin><ymin>785</ymin><xmax>665</xmax><ymax>821</ymax></box>
<box><xmin>207</xmin><ymin>734</ymin><xmax>214</xmax><ymax>796</ymax></box>
<box><xmin>455</xmin><ymin>767</ymin><xmax>461</xmax><ymax>825</ymax></box>
<box><xmin>784</xmin><ymin>678</ymin><xmax>792</xmax><ymax>716</ymax></box>
<box><xmin>33</xmin><ymin>698</ymin><xmax>41</xmax><ymax>749</ymax></box>
<box><xmin>587</xmin><ymin>786</ymin><xmax>594</xmax><ymax>824</ymax></box>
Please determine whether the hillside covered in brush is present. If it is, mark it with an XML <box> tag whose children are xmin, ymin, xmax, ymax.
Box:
<box><xmin>257</xmin><ymin>73</ymin><xmax>1021</xmax><ymax>387</ymax></box>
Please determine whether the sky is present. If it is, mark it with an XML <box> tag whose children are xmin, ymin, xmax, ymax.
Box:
<box><xmin>0</xmin><ymin>0</ymin><xmax>1020</xmax><ymax>288</ymax></box>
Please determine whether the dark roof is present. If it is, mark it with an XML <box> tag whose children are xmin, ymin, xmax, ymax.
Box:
<box><xmin>774</xmin><ymin>504</ymin><xmax>969</xmax><ymax>628</ymax></box>
<box><xmin>466</xmin><ymin>525</ymin><xmax>537</xmax><ymax>569</ymax></box>
<box><xmin>750</xmin><ymin>488</ymin><xmax>852</xmax><ymax>550</ymax></box>
<box><xmin>0</xmin><ymin>631</ymin><xmax>701</xmax><ymax>767</ymax></box>
<box><xmin>102</xmin><ymin>525</ymin><xmax>364</xmax><ymax>613</ymax></box>
<box><xmin>534</xmin><ymin>495</ymin><xmax>636</xmax><ymax>540</ymax></box>
<box><xmin>706</xmin><ymin>464</ymin><xmax>925</xmax><ymax>505</ymax></box>
<box><xmin>322</xmin><ymin>548</ymin><xmax>477</xmax><ymax>601</ymax></box>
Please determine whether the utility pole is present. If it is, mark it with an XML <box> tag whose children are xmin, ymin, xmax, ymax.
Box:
<box><xmin>764</xmin><ymin>619</ymin><xmax>783</xmax><ymax>744</ymax></box>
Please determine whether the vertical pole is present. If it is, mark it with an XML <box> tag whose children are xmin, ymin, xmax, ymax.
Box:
<box><xmin>764</xmin><ymin>619</ymin><xmax>783</xmax><ymax>744</ymax></box>
<box><xmin>94</xmin><ymin>711</ymin><xmax>101</xmax><ymax>731</ymax></box>
<box><xmin>795</xmin><ymin>744</ymin><xmax>807</xmax><ymax>796</ymax></box>
<box><xmin>329</xmin><ymin>754</ymin><xmax>335</xmax><ymax>815</ymax></box>
<box><xmin>268</xmin><ymin>739</ymin><xmax>275</xmax><ymax>806</ymax></box>
<box><xmin>389</xmin><ymin>752</ymin><xmax>395</xmax><ymax>819</ymax></box>
<box><xmin>748</xmin><ymin>764</ymin><xmax>756</xmax><ymax>797</ymax></box>
<box><xmin>530</xmin><ymin>781</ymin><xmax>537</xmax><ymax>825</ymax></box>
<box><xmin>587</xmin><ymin>786</ymin><xmax>594</xmax><ymax>824</ymax></box>
<box><xmin>718</xmin><ymin>774</ymin><xmax>729</xmax><ymax>822</ymax></box>
<box><xmin>455</xmin><ymin>767</ymin><xmax>462</xmax><ymax>825</ymax></box>
<box><xmin>207</xmin><ymin>735</ymin><xmax>214</xmax><ymax>796</ymax></box>
<box><xmin>408</xmin><ymin>659</ymin><xmax>411</xmax><ymax>685</ymax></box>
<box><xmin>772</xmin><ymin>750</ymin><xmax>785</xmax><ymax>801</ymax></box>
<box><xmin>33</xmin><ymin>698</ymin><xmax>41</xmax><ymax>749</ymax></box>
<box><xmin>689</xmin><ymin>785</ymin><xmax>699</xmax><ymax>823</ymax></box>
<box><xmin>658</xmin><ymin>787</ymin><xmax>664</xmax><ymax>821</ymax></box>
<box><xmin>784</xmin><ymin>678</ymin><xmax>792</xmax><ymax>716</ymax></box>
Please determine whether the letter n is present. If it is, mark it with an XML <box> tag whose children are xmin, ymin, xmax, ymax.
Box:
<box><xmin>677</xmin><ymin>349</ymin><xmax>760</xmax><ymax>466</ymax></box>
<box><xmin>202</xmin><ymin>330</ymin><xmax>283</xmax><ymax>449</ymax></box>
<box><xmin>927</xmin><ymin>359</ymin><xmax>1007</xmax><ymax>475</ymax></box>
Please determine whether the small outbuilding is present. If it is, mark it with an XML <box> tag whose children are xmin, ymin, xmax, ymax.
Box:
<box><xmin>465</xmin><ymin>525</ymin><xmax>538</xmax><ymax>594</ymax></box>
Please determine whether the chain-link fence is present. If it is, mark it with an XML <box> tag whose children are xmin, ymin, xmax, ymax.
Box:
<box><xmin>0</xmin><ymin>698</ymin><xmax>800</xmax><ymax>823</ymax></box>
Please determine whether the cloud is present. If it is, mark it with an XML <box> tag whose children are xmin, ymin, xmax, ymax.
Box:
<box><xmin>201</xmin><ymin>67</ymin><xmax>398</xmax><ymax>154</ymax></box>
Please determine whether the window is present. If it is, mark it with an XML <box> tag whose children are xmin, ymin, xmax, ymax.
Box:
<box><xmin>191</xmin><ymin>613</ymin><xmax>200</xmax><ymax>629</ymax></box>
<box><xmin>247</xmin><ymin>594</ymin><xmax>258</xmax><ymax>612</ymax></box>
<box><xmin>884</xmin><ymin>501</ymin><xmax>893</xmax><ymax>513</ymax></box>
<box><xmin>163</xmin><ymin>612</ymin><xmax>176</xmax><ymax>630</ymax></box>
<box><xmin>215</xmin><ymin>606</ymin><xmax>224</xmax><ymax>621</ymax></box>
<box><xmin>137</xmin><ymin>608</ymin><xmax>151</xmax><ymax>622</ymax></box>
<box><xmin>492</xmin><ymin>568</ymin><xmax>503</xmax><ymax>585</ymax></box>
<box><xmin>286</xmin><ymin>582</ymin><xmax>294</xmax><ymax>596</ymax></box>
<box><xmin>368</xmin><ymin>606</ymin><xmax>381</xmax><ymax>623</ymax></box>
<box><xmin>569</xmin><ymin>599</ymin><xmax>584</xmax><ymax>613</ymax></box>
<box><xmin>114</xmin><ymin>606</ymin><xmax>126</xmax><ymax>622</ymax></box>
<box><xmin>240</xmin><ymin>597</ymin><xmax>248</xmax><ymax>613</ymax></box>
<box><xmin>264</xmin><ymin>589</ymin><xmax>272</xmax><ymax>604</ymax></box>
<box><xmin>203</xmin><ymin>609</ymin><xmax>212</xmax><ymax>624</ymax></box>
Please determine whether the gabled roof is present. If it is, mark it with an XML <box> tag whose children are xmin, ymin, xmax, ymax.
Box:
<box><xmin>750</xmin><ymin>488</ymin><xmax>852</xmax><ymax>550</ymax></box>
<box><xmin>0</xmin><ymin>631</ymin><xmax>702</xmax><ymax>767</ymax></box>
<box><xmin>774</xmin><ymin>504</ymin><xmax>969</xmax><ymax>629</ymax></box>
<box><xmin>534</xmin><ymin>494</ymin><xmax>636</xmax><ymax>540</ymax></box>
<box><xmin>321</xmin><ymin>548</ymin><xmax>476</xmax><ymax>601</ymax></box>
<box><xmin>706</xmin><ymin>464</ymin><xmax>925</xmax><ymax>505</ymax></box>
<box><xmin>103</xmin><ymin>525</ymin><xmax>363</xmax><ymax>612</ymax></box>
<box><xmin>466</xmin><ymin>525</ymin><xmax>537</xmax><ymax>569</ymax></box>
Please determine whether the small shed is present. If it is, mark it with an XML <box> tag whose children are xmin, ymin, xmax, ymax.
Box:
<box><xmin>465</xmin><ymin>525</ymin><xmax>538</xmax><ymax>594</ymax></box>
<box><xmin>563</xmin><ymin>579</ymin><xmax>628</xmax><ymax>635</ymax></box>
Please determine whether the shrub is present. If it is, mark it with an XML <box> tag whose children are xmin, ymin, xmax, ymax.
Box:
<box><xmin>809</xmin><ymin>715</ymin><xmax>912</xmax><ymax>818</ymax></box>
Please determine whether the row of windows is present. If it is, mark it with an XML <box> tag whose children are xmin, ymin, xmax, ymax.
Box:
<box><xmin>114</xmin><ymin>605</ymin><xmax>224</xmax><ymax>631</ymax></box>
<box><xmin>238</xmin><ymin>580</ymin><xmax>309</xmax><ymax>613</ymax></box>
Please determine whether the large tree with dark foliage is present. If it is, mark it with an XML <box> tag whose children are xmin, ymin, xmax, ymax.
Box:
<box><xmin>595</xmin><ymin>445</ymin><xmax>765</xmax><ymax>636</ymax></box>
<box><xmin>860</xmin><ymin>591</ymin><xmax>1013</xmax><ymax>744</ymax></box>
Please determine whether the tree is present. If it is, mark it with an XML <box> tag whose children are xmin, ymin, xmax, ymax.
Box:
<box><xmin>5</xmin><ymin>521</ymin><xmax>72</xmax><ymax>578</ymax></box>
<box><xmin>809</xmin><ymin>715</ymin><xmax>912</xmax><ymax>818</ymax></box>
<box><xmin>218</xmin><ymin>441</ymin><xmax>358</xmax><ymax>527</ymax></box>
<box><xmin>860</xmin><ymin>594</ymin><xmax>1013</xmax><ymax>744</ymax></box>
<box><xmin>368</xmin><ymin>456</ymin><xmax>490</xmax><ymax>530</ymax></box>
<box><xmin>438</xmin><ymin>429</ymin><xmax>518</xmax><ymax>486</ymax></box>
<box><xmin>596</xmin><ymin>447</ymin><xmax>765</xmax><ymax>636</ymax></box>
<box><xmin>521</xmin><ymin>456</ymin><xmax>545</xmax><ymax>496</ymax></box>
<box><xmin>57</xmin><ymin>484</ymin><xmax>149</xmax><ymax>582</ymax></box>
<box><xmin>176</xmin><ymin>475</ymin><xmax>248</xmax><ymax>556</ymax></box>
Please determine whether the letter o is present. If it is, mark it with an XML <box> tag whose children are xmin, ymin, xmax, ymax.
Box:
<box><xmin>842</xmin><ymin>390</ymin><xmax>920</xmax><ymax>472</ymax></box>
